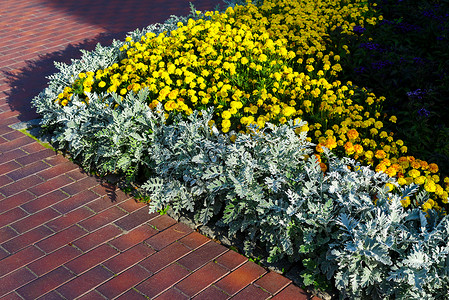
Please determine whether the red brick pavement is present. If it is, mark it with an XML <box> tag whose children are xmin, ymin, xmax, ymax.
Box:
<box><xmin>0</xmin><ymin>0</ymin><xmax>320</xmax><ymax>299</ymax></box>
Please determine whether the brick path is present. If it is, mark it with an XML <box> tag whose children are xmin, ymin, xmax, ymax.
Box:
<box><xmin>0</xmin><ymin>1</ymin><xmax>319</xmax><ymax>299</ymax></box>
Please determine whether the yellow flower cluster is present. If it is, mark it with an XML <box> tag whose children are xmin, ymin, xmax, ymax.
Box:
<box><xmin>53</xmin><ymin>0</ymin><xmax>448</xmax><ymax>213</ymax></box>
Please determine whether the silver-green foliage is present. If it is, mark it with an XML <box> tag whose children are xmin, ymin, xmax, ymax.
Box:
<box><xmin>140</xmin><ymin>108</ymin><xmax>449</xmax><ymax>298</ymax></box>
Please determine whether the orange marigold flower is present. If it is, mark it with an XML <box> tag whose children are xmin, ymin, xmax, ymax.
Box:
<box><xmin>347</xmin><ymin>128</ymin><xmax>359</xmax><ymax>141</ymax></box>
<box><xmin>375</xmin><ymin>150</ymin><xmax>386</xmax><ymax>159</ymax></box>
<box><xmin>344</xmin><ymin>141</ymin><xmax>355</xmax><ymax>155</ymax></box>
<box><xmin>429</xmin><ymin>163</ymin><xmax>439</xmax><ymax>173</ymax></box>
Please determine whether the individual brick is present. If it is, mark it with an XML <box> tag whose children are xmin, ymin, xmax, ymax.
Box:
<box><xmin>85</xmin><ymin>195</ymin><xmax>122</xmax><ymax>213</ymax></box>
<box><xmin>177</xmin><ymin>241</ymin><xmax>228</xmax><ymax>272</ymax></box>
<box><xmin>61</xmin><ymin>176</ymin><xmax>99</xmax><ymax>196</ymax></box>
<box><xmin>45</xmin><ymin>206</ymin><xmax>94</xmax><ymax>232</ymax></box>
<box><xmin>139</xmin><ymin>242</ymin><xmax>191</xmax><ymax>274</ymax></box>
<box><xmin>20</xmin><ymin>142</ymin><xmax>48</xmax><ymax>155</ymax></box>
<box><xmin>0</xmin><ymin>207</ymin><xmax>28</xmax><ymax>228</ymax></box>
<box><xmin>192</xmin><ymin>285</ymin><xmax>230</xmax><ymax>300</ymax></box>
<box><xmin>214</xmin><ymin>261</ymin><xmax>267</xmax><ymax>296</ymax></box>
<box><xmin>0</xmin><ymin>175</ymin><xmax>44</xmax><ymax>197</ymax></box>
<box><xmin>0</xmin><ymin>226</ymin><xmax>18</xmax><ymax>244</ymax></box>
<box><xmin>0</xmin><ymin>291</ymin><xmax>24</xmax><ymax>300</ymax></box>
<box><xmin>232</xmin><ymin>284</ymin><xmax>271</xmax><ymax>300</ymax></box>
<box><xmin>0</xmin><ymin>174</ymin><xmax>13</xmax><ymax>186</ymax></box>
<box><xmin>1</xmin><ymin>130</ymin><xmax>27</xmax><ymax>141</ymax></box>
<box><xmin>254</xmin><ymin>271</ymin><xmax>292</xmax><ymax>295</ymax></box>
<box><xmin>109</xmin><ymin>224</ymin><xmax>158</xmax><ymax>252</ymax></box>
<box><xmin>0</xmin><ymin>191</ymin><xmax>35</xmax><ymax>213</ymax></box>
<box><xmin>102</xmin><ymin>243</ymin><xmax>155</xmax><ymax>274</ymax></box>
<box><xmin>271</xmin><ymin>284</ymin><xmax>314</xmax><ymax>300</ymax></box>
<box><xmin>78</xmin><ymin>206</ymin><xmax>127</xmax><ymax>232</ymax></box>
<box><xmin>0</xmin><ymin>268</ymin><xmax>37</xmax><ymax>298</ymax></box>
<box><xmin>0</xmin><ymin>161</ymin><xmax>21</xmax><ymax>176</ymax></box>
<box><xmin>96</xmin><ymin>264</ymin><xmax>151</xmax><ymax>299</ymax></box>
<box><xmin>56</xmin><ymin>266</ymin><xmax>114</xmax><ymax>299</ymax></box>
<box><xmin>215</xmin><ymin>250</ymin><xmax>248</xmax><ymax>271</ymax></box>
<box><xmin>0</xmin><ymin>245</ymin><xmax>45</xmax><ymax>277</ymax></box>
<box><xmin>76</xmin><ymin>290</ymin><xmax>106</xmax><ymax>300</ymax></box>
<box><xmin>175</xmin><ymin>262</ymin><xmax>229</xmax><ymax>297</ymax></box>
<box><xmin>15</xmin><ymin>148</ymin><xmax>56</xmax><ymax>166</ymax></box>
<box><xmin>52</xmin><ymin>190</ymin><xmax>99</xmax><ymax>214</ymax></box>
<box><xmin>11</xmin><ymin>207</ymin><xmax>60</xmax><ymax>234</ymax></box>
<box><xmin>37</xmin><ymin>161</ymin><xmax>79</xmax><ymax>181</ymax></box>
<box><xmin>27</xmin><ymin>245</ymin><xmax>82</xmax><ymax>276</ymax></box>
<box><xmin>0</xmin><ymin>149</ymin><xmax>28</xmax><ymax>164</ymax></box>
<box><xmin>147</xmin><ymin>214</ymin><xmax>177</xmax><ymax>231</ymax></box>
<box><xmin>63</xmin><ymin>169</ymin><xmax>88</xmax><ymax>181</ymax></box>
<box><xmin>28</xmin><ymin>175</ymin><xmax>74</xmax><ymax>197</ymax></box>
<box><xmin>118</xmin><ymin>197</ymin><xmax>147</xmax><ymax>213</ymax></box>
<box><xmin>6</xmin><ymin>160</ymin><xmax>50</xmax><ymax>181</ymax></box>
<box><xmin>114</xmin><ymin>206</ymin><xmax>157</xmax><ymax>231</ymax></box>
<box><xmin>64</xmin><ymin>244</ymin><xmax>119</xmax><ymax>275</ymax></box>
<box><xmin>115</xmin><ymin>289</ymin><xmax>147</xmax><ymax>300</ymax></box>
<box><xmin>72</xmin><ymin>224</ymin><xmax>123</xmax><ymax>252</ymax></box>
<box><xmin>154</xmin><ymin>288</ymin><xmax>189</xmax><ymax>300</ymax></box>
<box><xmin>0</xmin><ymin>135</ymin><xmax>34</xmax><ymax>153</ymax></box>
<box><xmin>35</xmin><ymin>225</ymin><xmax>87</xmax><ymax>253</ymax></box>
<box><xmin>178</xmin><ymin>231</ymin><xmax>210</xmax><ymax>250</ymax></box>
<box><xmin>145</xmin><ymin>222</ymin><xmax>193</xmax><ymax>251</ymax></box>
<box><xmin>1</xmin><ymin>225</ymin><xmax>53</xmax><ymax>253</ymax></box>
<box><xmin>136</xmin><ymin>263</ymin><xmax>190</xmax><ymax>298</ymax></box>
<box><xmin>21</xmin><ymin>189</ymin><xmax>69</xmax><ymax>214</ymax></box>
<box><xmin>43</xmin><ymin>155</ymin><xmax>71</xmax><ymax>167</ymax></box>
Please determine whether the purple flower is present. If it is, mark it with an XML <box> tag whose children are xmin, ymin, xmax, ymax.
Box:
<box><xmin>353</xmin><ymin>25</ymin><xmax>366</xmax><ymax>34</ymax></box>
<box><xmin>354</xmin><ymin>66</ymin><xmax>367</xmax><ymax>74</ymax></box>
<box><xmin>371</xmin><ymin>60</ymin><xmax>391</xmax><ymax>70</ymax></box>
<box><xmin>417</xmin><ymin>108</ymin><xmax>431</xmax><ymax>118</ymax></box>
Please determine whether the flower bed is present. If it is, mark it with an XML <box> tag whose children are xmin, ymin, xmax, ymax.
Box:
<box><xmin>32</xmin><ymin>0</ymin><xmax>449</xmax><ymax>298</ymax></box>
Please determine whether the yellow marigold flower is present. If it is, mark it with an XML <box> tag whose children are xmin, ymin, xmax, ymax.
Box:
<box><xmin>221</xmin><ymin>110</ymin><xmax>232</xmax><ymax>119</ymax></box>
<box><xmin>61</xmin><ymin>99</ymin><xmax>68</xmax><ymax>106</ymax></box>
<box><xmin>365</xmin><ymin>150</ymin><xmax>374</xmax><ymax>159</ymax></box>
<box><xmin>408</xmin><ymin>169</ymin><xmax>420</xmax><ymax>178</ymax></box>
<box><xmin>221</xmin><ymin>119</ymin><xmax>231</xmax><ymax>129</ymax></box>
<box><xmin>374</xmin><ymin>121</ymin><xmax>383</xmax><ymax>129</ymax></box>
<box><xmin>241</xmin><ymin>57</ymin><xmax>249</xmax><ymax>65</ymax></box>
<box><xmin>306</xmin><ymin>65</ymin><xmax>314</xmax><ymax>72</ymax></box>
<box><xmin>385</xmin><ymin>183</ymin><xmax>394</xmax><ymax>192</ymax></box>
<box><xmin>258</xmin><ymin>54</ymin><xmax>268</xmax><ymax>63</ymax></box>
<box><xmin>415</xmin><ymin>176</ymin><xmax>426</xmax><ymax>185</ymax></box>
<box><xmin>389</xmin><ymin>115</ymin><xmax>397</xmax><ymax>123</ymax></box>
<box><xmin>164</xmin><ymin>100</ymin><xmax>178</xmax><ymax>111</ymax></box>
<box><xmin>398</xmin><ymin>177</ymin><xmax>407</xmax><ymax>185</ymax></box>
<box><xmin>283</xmin><ymin>106</ymin><xmax>296</xmax><ymax>117</ymax></box>
<box><xmin>424</xmin><ymin>180</ymin><xmax>437</xmax><ymax>193</ymax></box>
<box><xmin>401</xmin><ymin>196</ymin><xmax>411</xmax><ymax>208</ymax></box>
<box><xmin>422</xmin><ymin>202</ymin><xmax>432</xmax><ymax>212</ymax></box>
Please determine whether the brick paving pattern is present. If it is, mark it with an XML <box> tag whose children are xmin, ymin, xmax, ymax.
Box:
<box><xmin>0</xmin><ymin>0</ymin><xmax>320</xmax><ymax>299</ymax></box>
